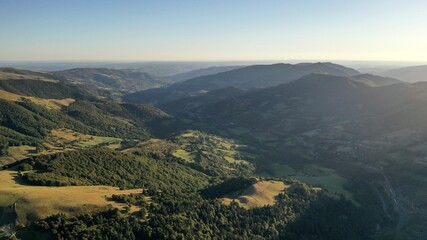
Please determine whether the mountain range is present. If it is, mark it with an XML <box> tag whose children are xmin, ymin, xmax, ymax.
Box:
<box><xmin>123</xmin><ymin>62</ymin><xmax>362</xmax><ymax>104</ymax></box>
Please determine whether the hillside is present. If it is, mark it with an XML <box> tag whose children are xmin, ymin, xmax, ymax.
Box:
<box><xmin>350</xmin><ymin>74</ymin><xmax>401</xmax><ymax>86</ymax></box>
<box><xmin>123</xmin><ymin>62</ymin><xmax>360</xmax><ymax>104</ymax></box>
<box><xmin>168</xmin><ymin>66</ymin><xmax>244</xmax><ymax>82</ymax></box>
<box><xmin>10</xmin><ymin>147</ymin><xmax>377</xmax><ymax>240</ymax></box>
<box><xmin>0</xmin><ymin>90</ymin><xmax>170</xmax><ymax>167</ymax></box>
<box><xmin>384</xmin><ymin>64</ymin><xmax>427</xmax><ymax>83</ymax></box>
<box><xmin>1</xmin><ymin>67</ymin><xmax>176</xmax><ymax>101</ymax></box>
<box><xmin>158</xmin><ymin>87</ymin><xmax>247</xmax><ymax>114</ymax></box>
<box><xmin>0</xmin><ymin>79</ymin><xmax>93</xmax><ymax>100</ymax></box>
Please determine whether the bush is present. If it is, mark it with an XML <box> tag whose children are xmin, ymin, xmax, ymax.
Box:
<box><xmin>19</xmin><ymin>163</ymin><xmax>33</xmax><ymax>171</ymax></box>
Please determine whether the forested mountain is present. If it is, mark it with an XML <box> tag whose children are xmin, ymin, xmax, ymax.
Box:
<box><xmin>0</xmin><ymin>98</ymin><xmax>170</xmax><ymax>157</ymax></box>
<box><xmin>153</xmin><ymin>73</ymin><xmax>401</xmax><ymax>115</ymax></box>
<box><xmin>0</xmin><ymin>79</ymin><xmax>93</xmax><ymax>99</ymax></box>
<box><xmin>123</xmin><ymin>62</ymin><xmax>360</xmax><ymax>104</ymax></box>
<box><xmin>0</xmin><ymin>73</ymin><xmax>171</xmax><ymax>161</ymax></box>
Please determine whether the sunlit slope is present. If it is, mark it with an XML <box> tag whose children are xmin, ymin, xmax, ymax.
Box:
<box><xmin>0</xmin><ymin>170</ymin><xmax>142</xmax><ymax>225</ymax></box>
<box><xmin>222</xmin><ymin>180</ymin><xmax>288</xmax><ymax>209</ymax></box>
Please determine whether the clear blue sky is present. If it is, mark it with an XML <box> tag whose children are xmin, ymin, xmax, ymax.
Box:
<box><xmin>1</xmin><ymin>0</ymin><xmax>426</xmax><ymax>61</ymax></box>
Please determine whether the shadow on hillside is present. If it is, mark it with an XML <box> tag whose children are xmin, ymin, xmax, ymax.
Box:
<box><xmin>281</xmin><ymin>194</ymin><xmax>393</xmax><ymax>240</ymax></box>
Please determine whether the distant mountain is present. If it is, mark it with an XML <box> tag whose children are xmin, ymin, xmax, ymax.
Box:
<box><xmin>350</xmin><ymin>74</ymin><xmax>401</xmax><ymax>86</ymax></box>
<box><xmin>383</xmin><ymin>64</ymin><xmax>427</xmax><ymax>83</ymax></box>
<box><xmin>124</xmin><ymin>62</ymin><xmax>360</xmax><ymax>104</ymax></box>
<box><xmin>168</xmin><ymin>66</ymin><xmax>244</xmax><ymax>82</ymax></box>
<box><xmin>52</xmin><ymin>68</ymin><xmax>170</xmax><ymax>93</ymax></box>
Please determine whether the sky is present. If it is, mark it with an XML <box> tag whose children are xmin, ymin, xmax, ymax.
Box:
<box><xmin>1</xmin><ymin>0</ymin><xmax>427</xmax><ymax>62</ymax></box>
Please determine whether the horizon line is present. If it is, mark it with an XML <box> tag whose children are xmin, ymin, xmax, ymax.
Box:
<box><xmin>1</xmin><ymin>59</ymin><xmax>427</xmax><ymax>64</ymax></box>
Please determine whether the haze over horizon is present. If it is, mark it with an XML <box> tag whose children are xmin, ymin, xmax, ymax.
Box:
<box><xmin>1</xmin><ymin>0</ymin><xmax>427</xmax><ymax>62</ymax></box>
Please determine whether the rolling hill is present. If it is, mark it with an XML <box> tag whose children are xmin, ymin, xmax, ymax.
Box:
<box><xmin>52</xmin><ymin>68</ymin><xmax>171</xmax><ymax>92</ymax></box>
<box><xmin>350</xmin><ymin>74</ymin><xmax>401</xmax><ymax>86</ymax></box>
<box><xmin>384</xmin><ymin>64</ymin><xmax>427</xmax><ymax>83</ymax></box>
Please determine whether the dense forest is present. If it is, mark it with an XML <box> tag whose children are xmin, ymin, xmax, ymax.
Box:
<box><xmin>33</xmin><ymin>183</ymin><xmax>382</xmax><ymax>240</ymax></box>
<box><xmin>0</xmin><ymin>79</ymin><xmax>92</xmax><ymax>100</ymax></box>
<box><xmin>24</xmin><ymin>148</ymin><xmax>210</xmax><ymax>191</ymax></box>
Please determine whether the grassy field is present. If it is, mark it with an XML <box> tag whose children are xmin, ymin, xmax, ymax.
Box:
<box><xmin>172</xmin><ymin>149</ymin><xmax>196</xmax><ymax>163</ymax></box>
<box><xmin>1</xmin><ymin>129</ymin><xmax>122</xmax><ymax>167</ymax></box>
<box><xmin>222</xmin><ymin>180</ymin><xmax>288</xmax><ymax>209</ymax></box>
<box><xmin>8</xmin><ymin>146</ymin><xmax>36</xmax><ymax>157</ymax></box>
<box><xmin>0</xmin><ymin>170</ymin><xmax>142</xmax><ymax>225</ymax></box>
<box><xmin>43</xmin><ymin>128</ymin><xmax>121</xmax><ymax>151</ymax></box>
<box><xmin>0</xmin><ymin>146</ymin><xmax>36</xmax><ymax>166</ymax></box>
<box><xmin>171</xmin><ymin>131</ymin><xmax>251</xmax><ymax>168</ymax></box>
<box><xmin>258</xmin><ymin>164</ymin><xmax>356</xmax><ymax>203</ymax></box>
<box><xmin>0</xmin><ymin>89</ymin><xmax>75</xmax><ymax>110</ymax></box>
